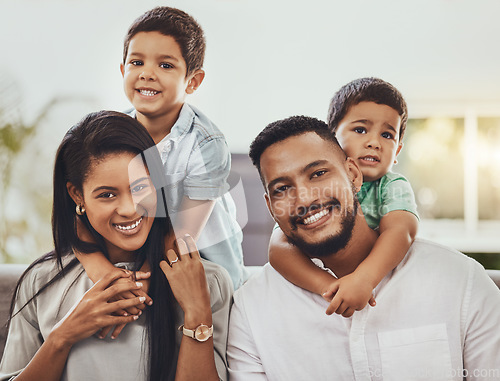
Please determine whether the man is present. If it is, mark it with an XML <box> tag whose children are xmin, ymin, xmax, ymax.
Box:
<box><xmin>227</xmin><ymin>116</ymin><xmax>500</xmax><ymax>380</ymax></box>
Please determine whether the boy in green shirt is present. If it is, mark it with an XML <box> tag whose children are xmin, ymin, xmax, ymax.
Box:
<box><xmin>269</xmin><ymin>77</ymin><xmax>418</xmax><ymax>317</ymax></box>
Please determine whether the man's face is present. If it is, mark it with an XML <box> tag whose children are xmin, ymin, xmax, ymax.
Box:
<box><xmin>261</xmin><ymin>132</ymin><xmax>363</xmax><ymax>257</ymax></box>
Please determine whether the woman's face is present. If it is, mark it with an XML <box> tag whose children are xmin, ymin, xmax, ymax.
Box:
<box><xmin>70</xmin><ymin>152</ymin><xmax>157</xmax><ymax>263</ymax></box>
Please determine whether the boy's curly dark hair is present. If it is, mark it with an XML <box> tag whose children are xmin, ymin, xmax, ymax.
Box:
<box><xmin>327</xmin><ymin>77</ymin><xmax>408</xmax><ymax>141</ymax></box>
<box><xmin>123</xmin><ymin>6</ymin><xmax>205</xmax><ymax>77</ymax></box>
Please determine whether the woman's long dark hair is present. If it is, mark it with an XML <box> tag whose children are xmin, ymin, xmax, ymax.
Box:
<box><xmin>9</xmin><ymin>111</ymin><xmax>177</xmax><ymax>379</ymax></box>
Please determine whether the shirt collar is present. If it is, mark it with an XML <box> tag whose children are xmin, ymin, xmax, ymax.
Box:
<box><xmin>128</xmin><ymin>104</ymin><xmax>195</xmax><ymax>158</ymax></box>
<box><xmin>156</xmin><ymin>103</ymin><xmax>195</xmax><ymax>153</ymax></box>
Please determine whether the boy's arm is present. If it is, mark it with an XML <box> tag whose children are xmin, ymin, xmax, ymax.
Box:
<box><xmin>325</xmin><ymin>210</ymin><xmax>418</xmax><ymax>316</ymax></box>
<box><xmin>75</xmin><ymin>218</ymin><xmax>151</xmax><ymax>284</ymax></box>
<box><xmin>269</xmin><ymin>227</ymin><xmax>337</xmax><ymax>296</ymax></box>
<box><xmin>74</xmin><ymin>218</ymin><xmax>120</xmax><ymax>283</ymax></box>
<box><xmin>75</xmin><ymin>251</ymin><xmax>116</xmax><ymax>283</ymax></box>
<box><xmin>357</xmin><ymin>210</ymin><xmax>418</xmax><ymax>289</ymax></box>
<box><xmin>74</xmin><ymin>218</ymin><xmax>151</xmax><ymax>338</ymax></box>
<box><xmin>171</xmin><ymin>196</ymin><xmax>216</xmax><ymax>243</ymax></box>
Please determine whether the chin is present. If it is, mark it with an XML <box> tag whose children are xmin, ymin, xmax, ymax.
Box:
<box><xmin>288</xmin><ymin>203</ymin><xmax>358</xmax><ymax>258</ymax></box>
<box><xmin>110</xmin><ymin>231</ymin><xmax>149</xmax><ymax>253</ymax></box>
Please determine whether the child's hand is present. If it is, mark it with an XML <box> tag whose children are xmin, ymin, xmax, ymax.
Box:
<box><xmin>321</xmin><ymin>272</ymin><xmax>376</xmax><ymax>318</ymax></box>
<box><xmin>96</xmin><ymin>269</ymin><xmax>153</xmax><ymax>339</ymax></box>
<box><xmin>50</xmin><ymin>271</ymin><xmax>145</xmax><ymax>347</ymax></box>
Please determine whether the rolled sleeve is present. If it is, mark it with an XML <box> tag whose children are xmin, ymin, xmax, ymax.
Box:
<box><xmin>380</xmin><ymin>175</ymin><xmax>419</xmax><ymax>219</ymax></box>
<box><xmin>184</xmin><ymin>137</ymin><xmax>231</xmax><ymax>201</ymax></box>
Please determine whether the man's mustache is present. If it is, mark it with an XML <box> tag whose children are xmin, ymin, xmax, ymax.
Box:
<box><xmin>290</xmin><ymin>199</ymin><xmax>341</xmax><ymax>227</ymax></box>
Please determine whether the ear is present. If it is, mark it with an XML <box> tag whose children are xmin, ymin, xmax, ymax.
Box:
<box><xmin>345</xmin><ymin>157</ymin><xmax>363</xmax><ymax>192</ymax></box>
<box><xmin>264</xmin><ymin>192</ymin><xmax>277</xmax><ymax>222</ymax></box>
<box><xmin>394</xmin><ymin>142</ymin><xmax>403</xmax><ymax>164</ymax></box>
<box><xmin>66</xmin><ymin>182</ymin><xmax>83</xmax><ymax>206</ymax></box>
<box><xmin>185</xmin><ymin>69</ymin><xmax>205</xmax><ymax>94</ymax></box>
<box><xmin>120</xmin><ymin>63</ymin><xmax>125</xmax><ymax>77</ymax></box>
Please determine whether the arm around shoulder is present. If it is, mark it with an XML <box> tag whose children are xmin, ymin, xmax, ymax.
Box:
<box><xmin>269</xmin><ymin>227</ymin><xmax>337</xmax><ymax>296</ymax></box>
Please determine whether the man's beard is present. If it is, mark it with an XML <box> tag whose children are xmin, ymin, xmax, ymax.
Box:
<box><xmin>287</xmin><ymin>196</ymin><xmax>358</xmax><ymax>258</ymax></box>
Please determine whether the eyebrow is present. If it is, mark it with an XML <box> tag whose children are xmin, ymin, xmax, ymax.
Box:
<box><xmin>91</xmin><ymin>177</ymin><xmax>150</xmax><ymax>194</ymax></box>
<box><xmin>351</xmin><ymin>119</ymin><xmax>372</xmax><ymax>125</ymax></box>
<box><xmin>128</xmin><ymin>52</ymin><xmax>179</xmax><ymax>62</ymax></box>
<box><xmin>92</xmin><ymin>186</ymin><xmax>117</xmax><ymax>195</ymax></box>
<box><xmin>351</xmin><ymin>119</ymin><xmax>398</xmax><ymax>133</ymax></box>
<box><xmin>130</xmin><ymin>176</ymin><xmax>150</xmax><ymax>188</ymax></box>
<box><xmin>266</xmin><ymin>160</ymin><xmax>329</xmax><ymax>192</ymax></box>
<box><xmin>303</xmin><ymin>160</ymin><xmax>329</xmax><ymax>173</ymax></box>
<box><xmin>158</xmin><ymin>54</ymin><xmax>179</xmax><ymax>62</ymax></box>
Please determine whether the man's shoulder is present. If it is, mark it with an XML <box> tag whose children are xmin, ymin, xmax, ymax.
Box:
<box><xmin>403</xmin><ymin>238</ymin><xmax>480</xmax><ymax>279</ymax></box>
<box><xmin>409</xmin><ymin>238</ymin><xmax>469</xmax><ymax>261</ymax></box>
<box><xmin>233</xmin><ymin>264</ymin><xmax>296</xmax><ymax>304</ymax></box>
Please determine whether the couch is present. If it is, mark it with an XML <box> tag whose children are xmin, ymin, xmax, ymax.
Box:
<box><xmin>1</xmin><ymin>263</ymin><xmax>500</xmax><ymax>362</ymax></box>
<box><xmin>1</xmin><ymin>154</ymin><xmax>500</xmax><ymax>361</ymax></box>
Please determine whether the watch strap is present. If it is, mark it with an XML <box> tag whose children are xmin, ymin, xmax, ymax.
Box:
<box><xmin>178</xmin><ymin>324</ymin><xmax>213</xmax><ymax>342</ymax></box>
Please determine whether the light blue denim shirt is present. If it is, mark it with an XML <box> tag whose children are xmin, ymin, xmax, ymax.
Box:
<box><xmin>129</xmin><ymin>104</ymin><xmax>247</xmax><ymax>289</ymax></box>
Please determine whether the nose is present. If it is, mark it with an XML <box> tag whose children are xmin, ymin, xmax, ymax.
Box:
<box><xmin>139</xmin><ymin>65</ymin><xmax>157</xmax><ymax>81</ymax></box>
<box><xmin>365</xmin><ymin>133</ymin><xmax>381</xmax><ymax>149</ymax></box>
<box><xmin>294</xmin><ymin>185</ymin><xmax>320</xmax><ymax>217</ymax></box>
<box><xmin>117</xmin><ymin>193</ymin><xmax>138</xmax><ymax>217</ymax></box>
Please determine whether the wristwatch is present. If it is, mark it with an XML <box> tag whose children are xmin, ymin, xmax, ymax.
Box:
<box><xmin>178</xmin><ymin>324</ymin><xmax>213</xmax><ymax>342</ymax></box>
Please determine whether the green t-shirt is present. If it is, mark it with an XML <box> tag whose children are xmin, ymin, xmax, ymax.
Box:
<box><xmin>358</xmin><ymin>171</ymin><xmax>419</xmax><ymax>229</ymax></box>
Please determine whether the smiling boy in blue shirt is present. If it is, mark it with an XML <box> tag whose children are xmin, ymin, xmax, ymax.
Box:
<box><xmin>77</xmin><ymin>7</ymin><xmax>247</xmax><ymax>291</ymax></box>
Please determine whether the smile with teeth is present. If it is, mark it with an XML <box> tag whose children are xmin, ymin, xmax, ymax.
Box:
<box><xmin>302</xmin><ymin>208</ymin><xmax>330</xmax><ymax>225</ymax></box>
<box><xmin>114</xmin><ymin>217</ymin><xmax>143</xmax><ymax>231</ymax></box>
<box><xmin>360</xmin><ymin>156</ymin><xmax>379</xmax><ymax>162</ymax></box>
<box><xmin>138</xmin><ymin>89</ymin><xmax>159</xmax><ymax>97</ymax></box>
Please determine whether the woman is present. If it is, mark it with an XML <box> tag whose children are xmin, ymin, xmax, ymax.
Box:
<box><xmin>0</xmin><ymin>111</ymin><xmax>232</xmax><ymax>381</ymax></box>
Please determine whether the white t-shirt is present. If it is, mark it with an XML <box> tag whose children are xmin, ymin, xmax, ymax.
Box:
<box><xmin>228</xmin><ymin>239</ymin><xmax>500</xmax><ymax>380</ymax></box>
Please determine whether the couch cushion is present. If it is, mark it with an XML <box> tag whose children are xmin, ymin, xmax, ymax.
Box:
<box><xmin>0</xmin><ymin>264</ymin><xmax>28</xmax><ymax>361</ymax></box>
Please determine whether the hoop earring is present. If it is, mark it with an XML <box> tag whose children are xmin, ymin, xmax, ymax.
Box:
<box><xmin>76</xmin><ymin>204</ymin><xmax>86</xmax><ymax>215</ymax></box>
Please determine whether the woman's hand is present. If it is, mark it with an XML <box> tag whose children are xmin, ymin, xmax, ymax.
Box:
<box><xmin>160</xmin><ymin>235</ymin><xmax>221</xmax><ymax>381</ymax></box>
<box><xmin>96</xmin><ymin>269</ymin><xmax>152</xmax><ymax>339</ymax></box>
<box><xmin>49</xmin><ymin>271</ymin><xmax>146</xmax><ymax>349</ymax></box>
<box><xmin>76</xmin><ymin>217</ymin><xmax>153</xmax><ymax>319</ymax></box>
<box><xmin>159</xmin><ymin>235</ymin><xmax>212</xmax><ymax>324</ymax></box>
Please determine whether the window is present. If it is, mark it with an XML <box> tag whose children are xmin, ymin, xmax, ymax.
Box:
<box><xmin>396</xmin><ymin>105</ymin><xmax>500</xmax><ymax>260</ymax></box>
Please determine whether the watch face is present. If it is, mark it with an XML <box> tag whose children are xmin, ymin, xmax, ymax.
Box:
<box><xmin>194</xmin><ymin>325</ymin><xmax>212</xmax><ymax>342</ymax></box>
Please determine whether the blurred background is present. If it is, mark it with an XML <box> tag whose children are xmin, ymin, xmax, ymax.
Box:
<box><xmin>1</xmin><ymin>0</ymin><xmax>499</xmax><ymax>267</ymax></box>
